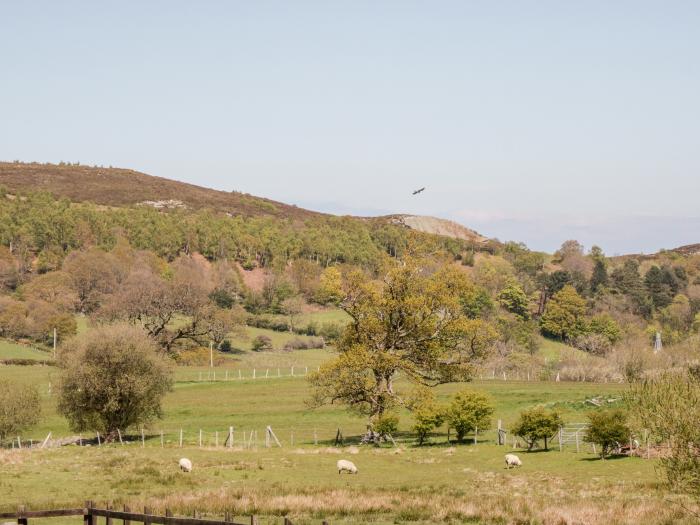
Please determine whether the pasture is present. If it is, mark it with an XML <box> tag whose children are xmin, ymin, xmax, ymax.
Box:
<box><xmin>0</xmin><ymin>318</ymin><xmax>696</xmax><ymax>525</ymax></box>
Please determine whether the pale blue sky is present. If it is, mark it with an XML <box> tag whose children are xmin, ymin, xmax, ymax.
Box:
<box><xmin>2</xmin><ymin>1</ymin><xmax>699</xmax><ymax>254</ymax></box>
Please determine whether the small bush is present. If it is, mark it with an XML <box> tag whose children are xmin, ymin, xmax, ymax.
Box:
<box><xmin>318</xmin><ymin>322</ymin><xmax>343</xmax><ymax>342</ymax></box>
<box><xmin>219</xmin><ymin>340</ymin><xmax>233</xmax><ymax>353</ymax></box>
<box><xmin>446</xmin><ymin>389</ymin><xmax>494</xmax><ymax>442</ymax></box>
<box><xmin>283</xmin><ymin>337</ymin><xmax>324</xmax><ymax>351</ymax></box>
<box><xmin>0</xmin><ymin>380</ymin><xmax>41</xmax><ymax>442</ymax></box>
<box><xmin>251</xmin><ymin>335</ymin><xmax>273</xmax><ymax>352</ymax></box>
<box><xmin>373</xmin><ymin>414</ymin><xmax>399</xmax><ymax>437</ymax></box>
<box><xmin>512</xmin><ymin>407</ymin><xmax>563</xmax><ymax>451</ymax></box>
<box><xmin>585</xmin><ymin>409</ymin><xmax>630</xmax><ymax>459</ymax></box>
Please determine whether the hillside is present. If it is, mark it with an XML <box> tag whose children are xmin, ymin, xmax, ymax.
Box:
<box><xmin>387</xmin><ymin>214</ymin><xmax>488</xmax><ymax>244</ymax></box>
<box><xmin>0</xmin><ymin>162</ymin><xmax>321</xmax><ymax>220</ymax></box>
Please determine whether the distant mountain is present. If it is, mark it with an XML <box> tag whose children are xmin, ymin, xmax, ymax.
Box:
<box><xmin>0</xmin><ymin>162</ymin><xmax>320</xmax><ymax>220</ymax></box>
<box><xmin>0</xmin><ymin>161</ymin><xmax>491</xmax><ymax>244</ymax></box>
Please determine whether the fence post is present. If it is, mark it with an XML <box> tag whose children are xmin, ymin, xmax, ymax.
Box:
<box><xmin>558</xmin><ymin>428</ymin><xmax>563</xmax><ymax>452</ymax></box>
<box><xmin>215</xmin><ymin>431</ymin><xmax>219</xmax><ymax>447</ymax></box>
<box><xmin>179</xmin><ymin>429</ymin><xmax>183</xmax><ymax>447</ymax></box>
<box><xmin>250</xmin><ymin>516</ymin><xmax>258</xmax><ymax>525</ymax></box>
<box><xmin>474</xmin><ymin>427</ymin><xmax>477</xmax><ymax>445</ymax></box>
<box><xmin>117</xmin><ymin>429</ymin><xmax>124</xmax><ymax>445</ymax></box>
<box><xmin>141</xmin><ymin>428</ymin><xmax>145</xmax><ymax>448</ymax></box>
<box><xmin>96</xmin><ymin>432</ymin><xmax>101</xmax><ymax>446</ymax></box>
<box><xmin>229</xmin><ymin>426</ymin><xmax>234</xmax><ymax>448</ymax></box>
<box><xmin>17</xmin><ymin>505</ymin><xmax>27</xmax><ymax>525</ymax></box>
<box><xmin>143</xmin><ymin>507</ymin><xmax>151</xmax><ymax>525</ymax></box>
<box><xmin>160</xmin><ymin>431</ymin><xmax>164</xmax><ymax>448</ymax></box>
<box><xmin>165</xmin><ymin>510</ymin><xmax>173</xmax><ymax>518</ymax></box>
<box><xmin>199</xmin><ymin>429</ymin><xmax>202</xmax><ymax>448</ymax></box>
<box><xmin>314</xmin><ymin>428</ymin><xmax>318</xmax><ymax>445</ymax></box>
<box><xmin>575</xmin><ymin>431</ymin><xmax>580</xmax><ymax>453</ymax></box>
<box><xmin>106</xmin><ymin>503</ymin><xmax>113</xmax><ymax>525</ymax></box>
<box><xmin>123</xmin><ymin>505</ymin><xmax>130</xmax><ymax>525</ymax></box>
<box><xmin>85</xmin><ymin>501</ymin><xmax>95</xmax><ymax>525</ymax></box>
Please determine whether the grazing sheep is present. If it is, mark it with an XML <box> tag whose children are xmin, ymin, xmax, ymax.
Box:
<box><xmin>179</xmin><ymin>457</ymin><xmax>193</xmax><ymax>472</ymax></box>
<box><xmin>505</xmin><ymin>454</ymin><xmax>522</xmax><ymax>469</ymax></box>
<box><xmin>337</xmin><ymin>459</ymin><xmax>358</xmax><ymax>474</ymax></box>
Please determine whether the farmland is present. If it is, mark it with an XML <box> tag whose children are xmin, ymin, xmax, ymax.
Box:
<box><xmin>1</xmin><ymin>340</ymin><xmax>695</xmax><ymax>524</ymax></box>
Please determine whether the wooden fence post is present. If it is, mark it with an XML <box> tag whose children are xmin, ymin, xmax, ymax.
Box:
<box><xmin>141</xmin><ymin>428</ymin><xmax>145</xmax><ymax>448</ymax></box>
<box><xmin>143</xmin><ymin>507</ymin><xmax>151</xmax><ymax>525</ymax></box>
<box><xmin>558</xmin><ymin>428</ymin><xmax>563</xmax><ymax>452</ymax></box>
<box><xmin>179</xmin><ymin>429</ymin><xmax>183</xmax><ymax>447</ymax></box>
<box><xmin>250</xmin><ymin>516</ymin><xmax>259</xmax><ymax>525</ymax></box>
<box><xmin>199</xmin><ymin>429</ymin><xmax>203</xmax><ymax>448</ymax></box>
<box><xmin>17</xmin><ymin>505</ymin><xmax>27</xmax><ymax>525</ymax></box>
<box><xmin>160</xmin><ymin>431</ymin><xmax>164</xmax><ymax>448</ymax></box>
<box><xmin>474</xmin><ymin>427</ymin><xmax>477</xmax><ymax>445</ymax></box>
<box><xmin>117</xmin><ymin>429</ymin><xmax>124</xmax><ymax>445</ymax></box>
<box><xmin>106</xmin><ymin>503</ymin><xmax>113</xmax><ymax>525</ymax></box>
<box><xmin>229</xmin><ymin>426</ymin><xmax>234</xmax><ymax>448</ymax></box>
<box><xmin>123</xmin><ymin>505</ymin><xmax>130</xmax><ymax>525</ymax></box>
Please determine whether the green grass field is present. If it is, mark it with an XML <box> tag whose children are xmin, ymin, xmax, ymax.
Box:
<box><xmin>0</xmin><ymin>317</ymin><xmax>696</xmax><ymax>524</ymax></box>
<box><xmin>0</xmin><ymin>339</ymin><xmax>53</xmax><ymax>360</ymax></box>
<box><xmin>0</xmin><ymin>361</ymin><xmax>695</xmax><ymax>524</ymax></box>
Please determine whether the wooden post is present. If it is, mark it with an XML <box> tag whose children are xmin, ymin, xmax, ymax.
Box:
<box><xmin>497</xmin><ymin>420</ymin><xmax>502</xmax><ymax>445</ymax></box>
<box><xmin>141</xmin><ymin>427</ymin><xmax>145</xmax><ymax>447</ymax></box>
<box><xmin>117</xmin><ymin>428</ymin><xmax>124</xmax><ymax>445</ymax></box>
<box><xmin>558</xmin><ymin>428</ymin><xmax>563</xmax><ymax>452</ymax></box>
<box><xmin>253</xmin><ymin>368</ymin><xmax>256</xmax><ymax>379</ymax></box>
<box><xmin>229</xmin><ymin>426</ymin><xmax>234</xmax><ymax>448</ymax></box>
<box><xmin>123</xmin><ymin>505</ymin><xmax>130</xmax><ymax>525</ymax></box>
<box><xmin>17</xmin><ymin>505</ymin><xmax>27</xmax><ymax>525</ymax></box>
<box><xmin>199</xmin><ymin>429</ymin><xmax>202</xmax><ymax>447</ymax></box>
<box><xmin>314</xmin><ymin>428</ymin><xmax>318</xmax><ymax>445</ymax></box>
<box><xmin>97</xmin><ymin>432</ymin><xmax>101</xmax><ymax>446</ymax></box>
<box><xmin>266</xmin><ymin>368</ymin><xmax>269</xmax><ymax>378</ymax></box>
<box><xmin>474</xmin><ymin>427</ymin><xmax>477</xmax><ymax>445</ymax></box>
<box><xmin>179</xmin><ymin>428</ymin><xmax>183</xmax><ymax>447</ymax></box>
<box><xmin>160</xmin><ymin>431</ymin><xmax>164</xmax><ymax>448</ymax></box>
<box><xmin>575</xmin><ymin>431</ymin><xmax>580</xmax><ymax>453</ymax></box>
<box><xmin>291</xmin><ymin>431</ymin><xmax>294</xmax><ymax>447</ymax></box>
<box><xmin>210</xmin><ymin>341</ymin><xmax>214</xmax><ymax>368</ymax></box>
<box><xmin>143</xmin><ymin>507</ymin><xmax>151</xmax><ymax>525</ymax></box>
<box><xmin>53</xmin><ymin>327</ymin><xmax>57</xmax><ymax>358</ymax></box>
<box><xmin>215</xmin><ymin>431</ymin><xmax>219</xmax><ymax>447</ymax></box>
<box><xmin>88</xmin><ymin>501</ymin><xmax>96</xmax><ymax>525</ymax></box>
<box><xmin>291</xmin><ymin>366</ymin><xmax>294</xmax><ymax>376</ymax></box>
<box><xmin>106</xmin><ymin>504</ymin><xmax>113</xmax><ymax>525</ymax></box>
<box><xmin>17</xmin><ymin>436</ymin><xmax>21</xmax><ymax>449</ymax></box>
<box><xmin>250</xmin><ymin>516</ymin><xmax>258</xmax><ymax>525</ymax></box>
<box><xmin>84</xmin><ymin>501</ymin><xmax>93</xmax><ymax>525</ymax></box>
<box><xmin>238</xmin><ymin>370</ymin><xmax>242</xmax><ymax>380</ymax></box>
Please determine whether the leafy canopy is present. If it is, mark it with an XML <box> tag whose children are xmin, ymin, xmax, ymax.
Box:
<box><xmin>309</xmin><ymin>260</ymin><xmax>496</xmax><ymax>419</ymax></box>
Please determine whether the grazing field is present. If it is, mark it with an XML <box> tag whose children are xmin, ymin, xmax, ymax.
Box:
<box><xmin>2</xmin><ymin>356</ymin><xmax>696</xmax><ymax>524</ymax></box>
<box><xmin>0</xmin><ymin>340</ymin><xmax>52</xmax><ymax>361</ymax></box>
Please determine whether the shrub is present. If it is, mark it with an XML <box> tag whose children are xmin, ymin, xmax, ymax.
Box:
<box><xmin>585</xmin><ymin>409</ymin><xmax>630</xmax><ymax>459</ymax></box>
<box><xmin>57</xmin><ymin>324</ymin><xmax>173</xmax><ymax>441</ymax></box>
<box><xmin>409</xmin><ymin>389</ymin><xmax>445</xmax><ymax>446</ymax></box>
<box><xmin>251</xmin><ymin>335</ymin><xmax>273</xmax><ymax>352</ymax></box>
<box><xmin>628</xmin><ymin>367</ymin><xmax>700</xmax><ymax>492</ymax></box>
<box><xmin>512</xmin><ymin>407</ymin><xmax>563</xmax><ymax>451</ymax></box>
<box><xmin>572</xmin><ymin>333</ymin><xmax>612</xmax><ymax>356</ymax></box>
<box><xmin>0</xmin><ymin>380</ymin><xmax>40</xmax><ymax>442</ymax></box>
<box><xmin>282</xmin><ymin>337</ymin><xmax>324</xmax><ymax>351</ymax></box>
<box><xmin>446</xmin><ymin>389</ymin><xmax>494</xmax><ymax>442</ymax></box>
<box><xmin>373</xmin><ymin>413</ymin><xmax>399</xmax><ymax>438</ymax></box>
<box><xmin>318</xmin><ymin>322</ymin><xmax>343</xmax><ymax>342</ymax></box>
<box><xmin>219</xmin><ymin>340</ymin><xmax>232</xmax><ymax>352</ymax></box>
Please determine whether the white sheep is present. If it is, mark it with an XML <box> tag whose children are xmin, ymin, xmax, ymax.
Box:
<box><xmin>179</xmin><ymin>457</ymin><xmax>193</xmax><ymax>472</ymax></box>
<box><xmin>504</xmin><ymin>454</ymin><xmax>522</xmax><ymax>469</ymax></box>
<box><xmin>336</xmin><ymin>459</ymin><xmax>358</xmax><ymax>474</ymax></box>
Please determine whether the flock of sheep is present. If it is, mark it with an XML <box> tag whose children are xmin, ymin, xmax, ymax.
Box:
<box><xmin>178</xmin><ymin>455</ymin><xmax>522</xmax><ymax>473</ymax></box>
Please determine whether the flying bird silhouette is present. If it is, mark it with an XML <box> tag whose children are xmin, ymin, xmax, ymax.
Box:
<box><xmin>412</xmin><ymin>187</ymin><xmax>425</xmax><ymax>195</ymax></box>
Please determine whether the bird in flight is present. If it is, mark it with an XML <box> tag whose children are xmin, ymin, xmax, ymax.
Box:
<box><xmin>412</xmin><ymin>187</ymin><xmax>425</xmax><ymax>195</ymax></box>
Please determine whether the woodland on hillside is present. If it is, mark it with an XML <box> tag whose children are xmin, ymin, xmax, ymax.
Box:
<box><xmin>0</xmin><ymin>189</ymin><xmax>699</xmax><ymax>383</ymax></box>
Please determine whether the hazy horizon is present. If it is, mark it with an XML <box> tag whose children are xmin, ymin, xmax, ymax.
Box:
<box><xmin>2</xmin><ymin>1</ymin><xmax>699</xmax><ymax>254</ymax></box>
